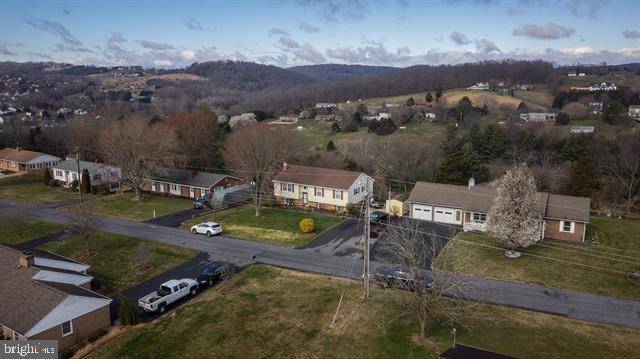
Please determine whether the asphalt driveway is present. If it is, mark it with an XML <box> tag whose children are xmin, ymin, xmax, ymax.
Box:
<box><xmin>303</xmin><ymin>219</ymin><xmax>364</xmax><ymax>257</ymax></box>
<box><xmin>145</xmin><ymin>208</ymin><xmax>206</xmax><ymax>227</ymax></box>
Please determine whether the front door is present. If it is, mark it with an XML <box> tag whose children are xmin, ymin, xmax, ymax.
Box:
<box><xmin>302</xmin><ymin>192</ymin><xmax>308</xmax><ymax>204</ymax></box>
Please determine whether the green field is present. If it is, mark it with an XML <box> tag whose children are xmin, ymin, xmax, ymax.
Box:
<box><xmin>42</xmin><ymin>232</ymin><xmax>197</xmax><ymax>296</ymax></box>
<box><xmin>0</xmin><ymin>182</ymin><xmax>79</xmax><ymax>205</ymax></box>
<box><xmin>66</xmin><ymin>192</ymin><xmax>193</xmax><ymax>221</ymax></box>
<box><xmin>0</xmin><ymin>174</ymin><xmax>44</xmax><ymax>186</ymax></box>
<box><xmin>436</xmin><ymin>216</ymin><xmax>640</xmax><ymax>299</ymax></box>
<box><xmin>513</xmin><ymin>85</ymin><xmax>554</xmax><ymax>108</ymax></box>
<box><xmin>86</xmin><ymin>266</ymin><xmax>640</xmax><ymax>359</ymax></box>
<box><xmin>0</xmin><ymin>215</ymin><xmax>65</xmax><ymax>245</ymax></box>
<box><xmin>182</xmin><ymin>206</ymin><xmax>342</xmax><ymax>247</ymax></box>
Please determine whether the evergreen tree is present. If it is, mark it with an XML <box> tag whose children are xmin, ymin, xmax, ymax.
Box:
<box><xmin>326</xmin><ymin>139</ymin><xmax>336</xmax><ymax>151</ymax></box>
<box><xmin>435</xmin><ymin>87</ymin><xmax>443</xmax><ymax>100</ymax></box>
<box><xmin>563</xmin><ymin>155</ymin><xmax>601</xmax><ymax>198</ymax></box>
<box><xmin>43</xmin><ymin>168</ymin><xmax>52</xmax><ymax>185</ymax></box>
<box><xmin>406</xmin><ymin>97</ymin><xmax>415</xmax><ymax>107</ymax></box>
<box><xmin>119</xmin><ymin>296</ymin><xmax>141</xmax><ymax>325</ymax></box>
<box><xmin>355</xmin><ymin>103</ymin><xmax>368</xmax><ymax>114</ymax></box>
<box><xmin>555</xmin><ymin>112</ymin><xmax>570</xmax><ymax>125</ymax></box>
<box><xmin>456</xmin><ymin>96</ymin><xmax>473</xmax><ymax>116</ymax></box>
<box><xmin>331</xmin><ymin>122</ymin><xmax>341</xmax><ymax>133</ymax></box>
<box><xmin>352</xmin><ymin>111</ymin><xmax>362</xmax><ymax>124</ymax></box>
<box><xmin>461</xmin><ymin>142</ymin><xmax>490</xmax><ymax>183</ymax></box>
<box><xmin>603</xmin><ymin>100</ymin><xmax>624</xmax><ymax>124</ymax></box>
<box><xmin>425</xmin><ymin>92</ymin><xmax>433</xmax><ymax>103</ymax></box>
<box><xmin>81</xmin><ymin>168</ymin><xmax>91</xmax><ymax>194</ymax></box>
<box><xmin>480</xmin><ymin>124</ymin><xmax>507</xmax><ymax>160</ymax></box>
<box><xmin>561</xmin><ymin>136</ymin><xmax>587</xmax><ymax>161</ymax></box>
<box><xmin>467</xmin><ymin>123</ymin><xmax>483</xmax><ymax>152</ymax></box>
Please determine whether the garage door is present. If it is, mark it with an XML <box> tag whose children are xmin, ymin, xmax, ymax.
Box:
<box><xmin>412</xmin><ymin>204</ymin><xmax>432</xmax><ymax>221</ymax></box>
<box><xmin>433</xmin><ymin>207</ymin><xmax>460</xmax><ymax>225</ymax></box>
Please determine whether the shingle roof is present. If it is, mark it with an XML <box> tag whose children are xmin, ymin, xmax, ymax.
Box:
<box><xmin>273</xmin><ymin>164</ymin><xmax>367</xmax><ymax>190</ymax></box>
<box><xmin>0</xmin><ymin>147</ymin><xmax>48</xmax><ymax>163</ymax></box>
<box><xmin>150</xmin><ymin>169</ymin><xmax>236</xmax><ymax>188</ymax></box>
<box><xmin>408</xmin><ymin>181</ymin><xmax>589</xmax><ymax>222</ymax></box>
<box><xmin>53</xmin><ymin>159</ymin><xmax>114</xmax><ymax>173</ymax></box>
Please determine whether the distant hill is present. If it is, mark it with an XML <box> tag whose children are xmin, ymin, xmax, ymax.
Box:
<box><xmin>288</xmin><ymin>64</ymin><xmax>400</xmax><ymax>81</ymax></box>
<box><xmin>184</xmin><ymin>60</ymin><xmax>318</xmax><ymax>91</ymax></box>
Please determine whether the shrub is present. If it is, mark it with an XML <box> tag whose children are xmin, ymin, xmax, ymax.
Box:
<box><xmin>299</xmin><ymin>218</ymin><xmax>315</xmax><ymax>234</ymax></box>
<box><xmin>346</xmin><ymin>203</ymin><xmax>361</xmax><ymax>217</ymax></box>
<box><xmin>70</xmin><ymin>179</ymin><xmax>79</xmax><ymax>189</ymax></box>
<box><xmin>48</xmin><ymin>179</ymin><xmax>58</xmax><ymax>187</ymax></box>
<box><xmin>43</xmin><ymin>168</ymin><xmax>52</xmax><ymax>185</ymax></box>
<box><xmin>119</xmin><ymin>296</ymin><xmax>141</xmax><ymax>325</ymax></box>
<box><xmin>81</xmin><ymin>168</ymin><xmax>91</xmax><ymax>194</ymax></box>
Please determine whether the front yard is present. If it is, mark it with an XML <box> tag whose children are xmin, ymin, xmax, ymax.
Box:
<box><xmin>436</xmin><ymin>216</ymin><xmax>640</xmax><ymax>299</ymax></box>
<box><xmin>86</xmin><ymin>265</ymin><xmax>640</xmax><ymax>359</ymax></box>
<box><xmin>0</xmin><ymin>182</ymin><xmax>79</xmax><ymax>205</ymax></box>
<box><xmin>42</xmin><ymin>232</ymin><xmax>198</xmax><ymax>296</ymax></box>
<box><xmin>0</xmin><ymin>215</ymin><xmax>65</xmax><ymax>245</ymax></box>
<box><xmin>181</xmin><ymin>206</ymin><xmax>342</xmax><ymax>247</ymax></box>
<box><xmin>65</xmin><ymin>192</ymin><xmax>193</xmax><ymax>221</ymax></box>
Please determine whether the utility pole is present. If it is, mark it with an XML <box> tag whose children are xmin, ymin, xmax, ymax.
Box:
<box><xmin>75</xmin><ymin>146</ymin><xmax>83</xmax><ymax>203</ymax></box>
<box><xmin>363</xmin><ymin>177</ymin><xmax>371</xmax><ymax>299</ymax></box>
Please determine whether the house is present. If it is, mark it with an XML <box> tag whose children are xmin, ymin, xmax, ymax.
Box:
<box><xmin>378</xmin><ymin>112</ymin><xmax>391</xmax><ymax>120</ymax></box>
<box><xmin>570</xmin><ymin>126</ymin><xmax>595</xmax><ymax>134</ymax></box>
<box><xmin>385</xmin><ymin>193</ymin><xmax>408</xmax><ymax>217</ymax></box>
<box><xmin>440</xmin><ymin>343</ymin><xmax>515</xmax><ymax>359</ymax></box>
<box><xmin>315</xmin><ymin>103</ymin><xmax>337</xmax><ymax>109</ymax></box>
<box><xmin>424</xmin><ymin>112</ymin><xmax>437</xmax><ymax>120</ymax></box>
<box><xmin>273</xmin><ymin>163</ymin><xmax>374</xmax><ymax>212</ymax></box>
<box><xmin>520</xmin><ymin>113</ymin><xmax>556</xmax><ymax>122</ymax></box>
<box><xmin>407</xmin><ymin>180</ymin><xmax>591</xmax><ymax>242</ymax></box>
<box><xmin>467</xmin><ymin>82</ymin><xmax>490</xmax><ymax>90</ymax></box>
<box><xmin>578</xmin><ymin>72</ymin><xmax>586</xmax><ymax>77</ymax></box>
<box><xmin>315</xmin><ymin>114</ymin><xmax>343</xmax><ymax>123</ymax></box>
<box><xmin>629</xmin><ymin>105</ymin><xmax>640</xmax><ymax>120</ymax></box>
<box><xmin>0</xmin><ymin>245</ymin><xmax>111</xmax><ymax>351</ymax></box>
<box><xmin>142</xmin><ymin>169</ymin><xmax>243</xmax><ymax>199</ymax></box>
<box><xmin>588</xmin><ymin>102</ymin><xmax>603</xmax><ymax>115</ymax></box>
<box><xmin>568</xmin><ymin>73</ymin><xmax>577</xmax><ymax>77</ymax></box>
<box><xmin>52</xmin><ymin>159</ymin><xmax>121</xmax><ymax>192</ymax></box>
<box><xmin>589</xmin><ymin>82</ymin><xmax>617</xmax><ymax>92</ymax></box>
<box><xmin>0</xmin><ymin>147</ymin><xmax>61</xmax><ymax>174</ymax></box>
<box><xmin>516</xmin><ymin>84</ymin><xmax>536</xmax><ymax>91</ymax></box>
<box><xmin>74</xmin><ymin>109</ymin><xmax>88</xmax><ymax>116</ymax></box>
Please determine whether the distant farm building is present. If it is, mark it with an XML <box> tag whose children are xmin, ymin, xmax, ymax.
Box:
<box><xmin>520</xmin><ymin>112</ymin><xmax>556</xmax><ymax>122</ymax></box>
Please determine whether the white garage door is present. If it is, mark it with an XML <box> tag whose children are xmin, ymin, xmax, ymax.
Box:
<box><xmin>412</xmin><ymin>204</ymin><xmax>432</xmax><ymax>221</ymax></box>
<box><xmin>433</xmin><ymin>207</ymin><xmax>460</xmax><ymax>225</ymax></box>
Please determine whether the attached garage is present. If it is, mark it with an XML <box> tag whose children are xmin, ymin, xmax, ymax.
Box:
<box><xmin>411</xmin><ymin>204</ymin><xmax>433</xmax><ymax>221</ymax></box>
<box><xmin>433</xmin><ymin>206</ymin><xmax>461</xmax><ymax>225</ymax></box>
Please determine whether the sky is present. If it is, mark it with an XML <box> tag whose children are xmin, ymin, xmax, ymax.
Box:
<box><xmin>1</xmin><ymin>0</ymin><xmax>639</xmax><ymax>68</ymax></box>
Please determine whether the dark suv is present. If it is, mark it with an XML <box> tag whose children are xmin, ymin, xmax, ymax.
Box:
<box><xmin>197</xmin><ymin>262</ymin><xmax>239</xmax><ymax>286</ymax></box>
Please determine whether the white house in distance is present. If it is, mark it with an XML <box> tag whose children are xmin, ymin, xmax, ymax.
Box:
<box><xmin>467</xmin><ymin>82</ymin><xmax>490</xmax><ymax>90</ymax></box>
<box><xmin>589</xmin><ymin>82</ymin><xmax>617</xmax><ymax>92</ymax></box>
<box><xmin>629</xmin><ymin>105</ymin><xmax>640</xmax><ymax>120</ymax></box>
<box><xmin>52</xmin><ymin>159</ymin><xmax>121</xmax><ymax>192</ymax></box>
<box><xmin>273</xmin><ymin>163</ymin><xmax>374</xmax><ymax>212</ymax></box>
<box><xmin>520</xmin><ymin>112</ymin><xmax>556</xmax><ymax>122</ymax></box>
<box><xmin>315</xmin><ymin>103</ymin><xmax>337</xmax><ymax>109</ymax></box>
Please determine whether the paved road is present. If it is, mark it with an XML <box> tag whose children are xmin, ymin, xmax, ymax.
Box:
<box><xmin>2</xmin><ymin>198</ymin><xmax>640</xmax><ymax>330</ymax></box>
<box><xmin>16</xmin><ymin>229</ymin><xmax>72</xmax><ymax>249</ymax></box>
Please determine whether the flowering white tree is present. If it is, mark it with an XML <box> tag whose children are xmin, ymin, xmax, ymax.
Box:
<box><xmin>487</xmin><ymin>164</ymin><xmax>542</xmax><ymax>253</ymax></box>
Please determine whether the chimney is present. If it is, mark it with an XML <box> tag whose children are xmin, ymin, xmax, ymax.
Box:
<box><xmin>283</xmin><ymin>162</ymin><xmax>289</xmax><ymax>171</ymax></box>
<box><xmin>468</xmin><ymin>177</ymin><xmax>475</xmax><ymax>190</ymax></box>
<box><xmin>19</xmin><ymin>252</ymin><xmax>34</xmax><ymax>268</ymax></box>
<box><xmin>16</xmin><ymin>147</ymin><xmax>22</xmax><ymax>152</ymax></box>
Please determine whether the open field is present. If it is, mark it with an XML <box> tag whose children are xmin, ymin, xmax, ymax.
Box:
<box><xmin>436</xmin><ymin>216</ymin><xmax>640</xmax><ymax>300</ymax></box>
<box><xmin>564</xmin><ymin>74</ymin><xmax>640</xmax><ymax>91</ymax></box>
<box><xmin>0</xmin><ymin>182</ymin><xmax>79</xmax><ymax>205</ymax></box>
<box><xmin>182</xmin><ymin>205</ymin><xmax>342</xmax><ymax>247</ymax></box>
<box><xmin>86</xmin><ymin>265</ymin><xmax>640</xmax><ymax>359</ymax></box>
<box><xmin>0</xmin><ymin>215</ymin><xmax>65</xmax><ymax>245</ymax></box>
<box><xmin>513</xmin><ymin>85</ymin><xmax>554</xmax><ymax>108</ymax></box>
<box><xmin>66</xmin><ymin>192</ymin><xmax>193</xmax><ymax>221</ymax></box>
<box><xmin>42</xmin><ymin>232</ymin><xmax>197</xmax><ymax>296</ymax></box>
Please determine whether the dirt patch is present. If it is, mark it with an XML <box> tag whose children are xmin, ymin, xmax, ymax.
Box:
<box><xmin>410</xmin><ymin>334</ymin><xmax>439</xmax><ymax>351</ymax></box>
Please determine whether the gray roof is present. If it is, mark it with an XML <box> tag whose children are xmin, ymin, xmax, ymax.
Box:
<box><xmin>53</xmin><ymin>159</ymin><xmax>112</xmax><ymax>173</ymax></box>
<box><xmin>273</xmin><ymin>164</ymin><xmax>366</xmax><ymax>190</ymax></box>
<box><xmin>150</xmin><ymin>169</ymin><xmax>237</xmax><ymax>188</ymax></box>
<box><xmin>408</xmin><ymin>181</ymin><xmax>589</xmax><ymax>222</ymax></box>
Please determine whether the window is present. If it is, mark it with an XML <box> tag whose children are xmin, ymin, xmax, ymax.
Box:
<box><xmin>354</xmin><ymin>187</ymin><xmax>360</xmax><ymax>195</ymax></box>
<box><xmin>282</xmin><ymin>183</ymin><xmax>294</xmax><ymax>192</ymax></box>
<box><xmin>178</xmin><ymin>283</ymin><xmax>188</xmax><ymax>289</ymax></box>
<box><xmin>61</xmin><ymin>320</ymin><xmax>73</xmax><ymax>337</ymax></box>
<box><xmin>473</xmin><ymin>213</ymin><xmax>487</xmax><ymax>222</ymax></box>
<box><xmin>55</xmin><ymin>170</ymin><xmax>63</xmax><ymax>177</ymax></box>
<box><xmin>94</xmin><ymin>174</ymin><xmax>101</xmax><ymax>181</ymax></box>
<box><xmin>560</xmin><ymin>221</ymin><xmax>575</xmax><ymax>233</ymax></box>
<box><xmin>333</xmin><ymin>190</ymin><xmax>342</xmax><ymax>200</ymax></box>
<box><xmin>171</xmin><ymin>184</ymin><xmax>178</xmax><ymax>191</ymax></box>
<box><xmin>314</xmin><ymin>187</ymin><xmax>324</xmax><ymax>197</ymax></box>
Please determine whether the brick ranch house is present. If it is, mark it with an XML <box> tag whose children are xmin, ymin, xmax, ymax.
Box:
<box><xmin>273</xmin><ymin>163</ymin><xmax>374</xmax><ymax>212</ymax></box>
<box><xmin>0</xmin><ymin>147</ymin><xmax>60</xmax><ymax>175</ymax></box>
<box><xmin>142</xmin><ymin>169</ymin><xmax>243</xmax><ymax>199</ymax></box>
<box><xmin>0</xmin><ymin>245</ymin><xmax>111</xmax><ymax>351</ymax></box>
<box><xmin>408</xmin><ymin>180</ymin><xmax>590</xmax><ymax>242</ymax></box>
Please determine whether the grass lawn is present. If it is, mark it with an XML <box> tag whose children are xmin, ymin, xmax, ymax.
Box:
<box><xmin>513</xmin><ymin>85</ymin><xmax>554</xmax><ymax>108</ymax></box>
<box><xmin>42</xmin><ymin>232</ymin><xmax>198</xmax><ymax>296</ymax></box>
<box><xmin>0</xmin><ymin>174</ymin><xmax>44</xmax><ymax>186</ymax></box>
<box><xmin>86</xmin><ymin>266</ymin><xmax>640</xmax><ymax>359</ymax></box>
<box><xmin>436</xmin><ymin>216</ymin><xmax>640</xmax><ymax>299</ymax></box>
<box><xmin>182</xmin><ymin>206</ymin><xmax>342</xmax><ymax>247</ymax></box>
<box><xmin>0</xmin><ymin>215</ymin><xmax>65</xmax><ymax>245</ymax></box>
<box><xmin>66</xmin><ymin>192</ymin><xmax>193</xmax><ymax>221</ymax></box>
<box><xmin>0</xmin><ymin>182</ymin><xmax>79</xmax><ymax>205</ymax></box>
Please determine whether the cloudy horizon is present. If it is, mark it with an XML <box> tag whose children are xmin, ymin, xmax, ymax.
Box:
<box><xmin>2</xmin><ymin>0</ymin><xmax>639</xmax><ymax>68</ymax></box>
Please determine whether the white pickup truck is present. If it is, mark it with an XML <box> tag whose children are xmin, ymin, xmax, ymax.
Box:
<box><xmin>138</xmin><ymin>278</ymin><xmax>198</xmax><ymax>313</ymax></box>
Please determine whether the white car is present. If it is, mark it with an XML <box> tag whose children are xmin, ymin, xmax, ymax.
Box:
<box><xmin>190</xmin><ymin>221</ymin><xmax>223</xmax><ymax>236</ymax></box>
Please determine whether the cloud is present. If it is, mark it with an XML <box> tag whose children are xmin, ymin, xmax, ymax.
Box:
<box><xmin>137</xmin><ymin>40</ymin><xmax>175</xmax><ymax>51</ymax></box>
<box><xmin>513</xmin><ymin>22</ymin><xmax>575</xmax><ymax>40</ymax></box>
<box><xmin>299</xmin><ymin>22</ymin><xmax>321</xmax><ymax>33</ymax></box>
<box><xmin>505</xmin><ymin>5</ymin><xmax>523</xmax><ymax>16</ymax></box>
<box><xmin>62</xmin><ymin>8</ymin><xmax>71</xmax><ymax>15</ymax></box>
<box><xmin>27</xmin><ymin>51</ymin><xmax>52</xmax><ymax>59</ymax></box>
<box><xmin>24</xmin><ymin>17</ymin><xmax>83</xmax><ymax>48</ymax></box>
<box><xmin>0</xmin><ymin>44</ymin><xmax>17</xmax><ymax>56</ymax></box>
<box><xmin>623</xmin><ymin>30</ymin><xmax>640</xmax><ymax>39</ymax></box>
<box><xmin>268</xmin><ymin>27</ymin><xmax>290</xmax><ymax>37</ymax></box>
<box><xmin>185</xmin><ymin>18</ymin><xmax>205</xmax><ymax>31</ymax></box>
<box><xmin>295</xmin><ymin>0</ymin><xmax>368</xmax><ymax>22</ymax></box>
<box><xmin>275</xmin><ymin>35</ymin><xmax>326</xmax><ymax>63</ymax></box>
<box><xmin>53</xmin><ymin>44</ymin><xmax>94</xmax><ymax>53</ymax></box>
<box><xmin>325</xmin><ymin>42</ymin><xmax>411</xmax><ymax>65</ymax></box>
<box><xmin>564</xmin><ymin>0</ymin><xmax>606</xmax><ymax>18</ymax></box>
<box><xmin>450</xmin><ymin>31</ymin><xmax>471</xmax><ymax>45</ymax></box>
<box><xmin>475</xmin><ymin>39</ymin><xmax>501</xmax><ymax>54</ymax></box>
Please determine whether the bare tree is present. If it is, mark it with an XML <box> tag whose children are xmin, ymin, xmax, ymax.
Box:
<box><xmin>162</xmin><ymin>111</ymin><xmax>221</xmax><ymax>169</ymax></box>
<box><xmin>487</xmin><ymin>164</ymin><xmax>542</xmax><ymax>255</ymax></box>
<box><xmin>377</xmin><ymin>219</ymin><xmax>477</xmax><ymax>341</ymax></box>
<box><xmin>602</xmin><ymin>134</ymin><xmax>640</xmax><ymax>213</ymax></box>
<box><xmin>134</xmin><ymin>243</ymin><xmax>152</xmax><ymax>272</ymax></box>
<box><xmin>100</xmin><ymin>117</ymin><xmax>179</xmax><ymax>201</ymax></box>
<box><xmin>222</xmin><ymin>123</ymin><xmax>301</xmax><ymax>217</ymax></box>
<box><xmin>68</xmin><ymin>206</ymin><xmax>102</xmax><ymax>256</ymax></box>
<box><xmin>3</xmin><ymin>209</ymin><xmax>31</xmax><ymax>242</ymax></box>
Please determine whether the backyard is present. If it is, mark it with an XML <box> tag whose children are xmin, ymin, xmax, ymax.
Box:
<box><xmin>42</xmin><ymin>232</ymin><xmax>198</xmax><ymax>296</ymax></box>
<box><xmin>65</xmin><ymin>192</ymin><xmax>193</xmax><ymax>221</ymax></box>
<box><xmin>436</xmin><ymin>216</ymin><xmax>640</xmax><ymax>299</ymax></box>
<box><xmin>85</xmin><ymin>265</ymin><xmax>640</xmax><ymax>359</ymax></box>
<box><xmin>0</xmin><ymin>214</ymin><xmax>65</xmax><ymax>245</ymax></box>
<box><xmin>182</xmin><ymin>205</ymin><xmax>342</xmax><ymax>247</ymax></box>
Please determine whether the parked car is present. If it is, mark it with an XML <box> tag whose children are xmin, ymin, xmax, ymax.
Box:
<box><xmin>193</xmin><ymin>195</ymin><xmax>211</xmax><ymax>209</ymax></box>
<box><xmin>191</xmin><ymin>221</ymin><xmax>223</xmax><ymax>236</ymax></box>
<box><xmin>197</xmin><ymin>262</ymin><xmax>239</xmax><ymax>286</ymax></box>
<box><xmin>374</xmin><ymin>266</ymin><xmax>433</xmax><ymax>291</ymax></box>
<box><xmin>369</xmin><ymin>210</ymin><xmax>388</xmax><ymax>223</ymax></box>
<box><xmin>138</xmin><ymin>278</ymin><xmax>198</xmax><ymax>313</ymax></box>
